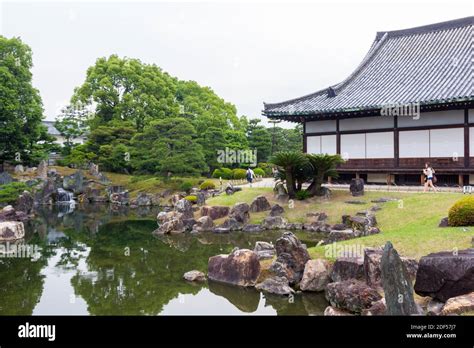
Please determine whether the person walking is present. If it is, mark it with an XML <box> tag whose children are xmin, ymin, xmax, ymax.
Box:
<box><xmin>423</xmin><ymin>162</ymin><xmax>437</xmax><ymax>192</ymax></box>
<box><xmin>246</xmin><ymin>167</ymin><xmax>255</xmax><ymax>187</ymax></box>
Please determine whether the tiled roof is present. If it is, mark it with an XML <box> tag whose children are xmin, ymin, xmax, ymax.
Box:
<box><xmin>43</xmin><ymin>121</ymin><xmax>61</xmax><ymax>136</ymax></box>
<box><xmin>263</xmin><ymin>17</ymin><xmax>474</xmax><ymax>119</ymax></box>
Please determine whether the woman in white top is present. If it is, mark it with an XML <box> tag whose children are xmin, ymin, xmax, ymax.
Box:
<box><xmin>423</xmin><ymin>162</ymin><xmax>437</xmax><ymax>192</ymax></box>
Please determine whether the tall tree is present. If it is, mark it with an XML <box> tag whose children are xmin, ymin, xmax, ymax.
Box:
<box><xmin>0</xmin><ymin>36</ymin><xmax>50</xmax><ymax>167</ymax></box>
<box><xmin>247</xmin><ymin>119</ymin><xmax>271</xmax><ymax>163</ymax></box>
<box><xmin>54</xmin><ymin>103</ymin><xmax>89</xmax><ymax>154</ymax></box>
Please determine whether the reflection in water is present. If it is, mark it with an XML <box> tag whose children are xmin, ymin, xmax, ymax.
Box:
<box><xmin>0</xmin><ymin>204</ymin><xmax>328</xmax><ymax>315</ymax></box>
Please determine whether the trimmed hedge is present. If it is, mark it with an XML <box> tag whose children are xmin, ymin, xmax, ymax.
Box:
<box><xmin>232</xmin><ymin>168</ymin><xmax>247</xmax><ymax>180</ymax></box>
<box><xmin>448</xmin><ymin>196</ymin><xmax>474</xmax><ymax>226</ymax></box>
<box><xmin>199</xmin><ymin>180</ymin><xmax>216</xmax><ymax>190</ymax></box>
<box><xmin>184</xmin><ymin>195</ymin><xmax>197</xmax><ymax>204</ymax></box>
<box><xmin>211</xmin><ymin>168</ymin><xmax>233</xmax><ymax>180</ymax></box>
<box><xmin>0</xmin><ymin>182</ymin><xmax>30</xmax><ymax>205</ymax></box>
<box><xmin>180</xmin><ymin>181</ymin><xmax>194</xmax><ymax>193</ymax></box>
<box><xmin>253</xmin><ymin>168</ymin><xmax>265</xmax><ymax>177</ymax></box>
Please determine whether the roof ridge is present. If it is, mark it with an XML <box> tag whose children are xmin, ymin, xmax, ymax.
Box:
<box><xmin>375</xmin><ymin>16</ymin><xmax>473</xmax><ymax>40</ymax></box>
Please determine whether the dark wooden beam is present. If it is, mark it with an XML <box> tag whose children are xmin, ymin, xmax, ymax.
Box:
<box><xmin>394</xmin><ymin>115</ymin><xmax>399</xmax><ymax>168</ymax></box>
<box><xmin>336</xmin><ymin>119</ymin><xmax>341</xmax><ymax>155</ymax></box>
<box><xmin>303</xmin><ymin>122</ymin><xmax>307</xmax><ymax>153</ymax></box>
<box><xmin>465</xmin><ymin>108</ymin><xmax>470</xmax><ymax>168</ymax></box>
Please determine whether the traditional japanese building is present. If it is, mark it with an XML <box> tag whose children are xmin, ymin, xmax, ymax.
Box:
<box><xmin>263</xmin><ymin>17</ymin><xmax>474</xmax><ymax>186</ymax></box>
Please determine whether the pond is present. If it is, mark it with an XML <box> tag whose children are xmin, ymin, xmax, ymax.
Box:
<box><xmin>0</xmin><ymin>204</ymin><xmax>328</xmax><ymax>315</ymax></box>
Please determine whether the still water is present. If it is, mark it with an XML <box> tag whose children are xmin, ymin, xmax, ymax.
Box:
<box><xmin>0</xmin><ymin>204</ymin><xmax>328</xmax><ymax>315</ymax></box>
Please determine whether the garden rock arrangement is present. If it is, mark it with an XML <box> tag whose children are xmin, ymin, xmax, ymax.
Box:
<box><xmin>208</xmin><ymin>248</ymin><xmax>261</xmax><ymax>286</ymax></box>
<box><xmin>414</xmin><ymin>249</ymin><xmax>474</xmax><ymax>302</ymax></box>
<box><xmin>183</xmin><ymin>270</ymin><xmax>206</xmax><ymax>282</ymax></box>
<box><xmin>0</xmin><ymin>220</ymin><xmax>25</xmax><ymax>241</ymax></box>
<box><xmin>349</xmin><ymin>178</ymin><xmax>364</xmax><ymax>196</ymax></box>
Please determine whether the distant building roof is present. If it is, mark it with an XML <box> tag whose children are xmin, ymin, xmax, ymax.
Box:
<box><xmin>263</xmin><ymin>16</ymin><xmax>474</xmax><ymax>120</ymax></box>
<box><xmin>43</xmin><ymin>121</ymin><xmax>61</xmax><ymax>136</ymax></box>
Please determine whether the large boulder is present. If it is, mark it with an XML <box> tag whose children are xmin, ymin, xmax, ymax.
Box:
<box><xmin>381</xmin><ymin>242</ymin><xmax>421</xmax><ymax>315</ymax></box>
<box><xmin>270</xmin><ymin>232</ymin><xmax>310</xmax><ymax>284</ymax></box>
<box><xmin>270</xmin><ymin>204</ymin><xmax>284</xmax><ymax>217</ymax></box>
<box><xmin>0</xmin><ymin>172</ymin><xmax>13</xmax><ymax>185</ymax></box>
<box><xmin>274</xmin><ymin>181</ymin><xmax>289</xmax><ymax>202</ymax></box>
<box><xmin>249</xmin><ymin>195</ymin><xmax>271</xmax><ymax>212</ymax></box>
<box><xmin>154</xmin><ymin>217</ymin><xmax>186</xmax><ymax>235</ymax></box>
<box><xmin>242</xmin><ymin>224</ymin><xmax>263</xmax><ymax>233</ymax></box>
<box><xmin>0</xmin><ymin>221</ymin><xmax>25</xmax><ymax>241</ymax></box>
<box><xmin>88</xmin><ymin>163</ymin><xmax>100</xmax><ymax>177</ymax></box>
<box><xmin>208</xmin><ymin>248</ymin><xmax>261</xmax><ymax>287</ymax></box>
<box><xmin>229</xmin><ymin>202</ymin><xmax>250</xmax><ymax>224</ymax></box>
<box><xmin>303</xmin><ymin>221</ymin><xmax>332</xmax><ymax>233</ymax></box>
<box><xmin>325</xmin><ymin>280</ymin><xmax>382</xmax><ymax>313</ymax></box>
<box><xmin>109</xmin><ymin>191</ymin><xmax>129</xmax><ymax>205</ymax></box>
<box><xmin>362</xmin><ymin>298</ymin><xmax>387</xmax><ymax>316</ymax></box>
<box><xmin>324</xmin><ymin>306</ymin><xmax>354</xmax><ymax>316</ymax></box>
<box><xmin>300</xmin><ymin>259</ymin><xmax>331</xmax><ymax>292</ymax></box>
<box><xmin>254</xmin><ymin>241</ymin><xmax>275</xmax><ymax>260</ymax></box>
<box><xmin>349</xmin><ymin>178</ymin><xmax>364</xmax><ymax>196</ymax></box>
<box><xmin>14</xmin><ymin>191</ymin><xmax>34</xmax><ymax>214</ymax></box>
<box><xmin>134</xmin><ymin>193</ymin><xmax>153</xmax><ymax>206</ymax></box>
<box><xmin>414</xmin><ymin>249</ymin><xmax>474</xmax><ymax>302</ymax></box>
<box><xmin>175</xmin><ymin>198</ymin><xmax>194</xmax><ymax>219</ymax></box>
<box><xmin>63</xmin><ymin>170</ymin><xmax>85</xmax><ymax>194</ymax></box>
<box><xmin>440</xmin><ymin>292</ymin><xmax>474</xmax><ymax>315</ymax></box>
<box><xmin>14</xmin><ymin>164</ymin><xmax>24</xmax><ymax>174</ymax></box>
<box><xmin>192</xmin><ymin>216</ymin><xmax>214</xmax><ymax>233</ymax></box>
<box><xmin>34</xmin><ymin>179</ymin><xmax>57</xmax><ymax>205</ymax></box>
<box><xmin>0</xmin><ymin>206</ymin><xmax>28</xmax><ymax>222</ymax></box>
<box><xmin>37</xmin><ymin>160</ymin><xmax>48</xmax><ymax>180</ymax></box>
<box><xmin>255</xmin><ymin>276</ymin><xmax>294</xmax><ymax>296</ymax></box>
<box><xmin>330</xmin><ymin>257</ymin><xmax>365</xmax><ymax>282</ymax></box>
<box><xmin>261</xmin><ymin>216</ymin><xmax>288</xmax><ymax>230</ymax></box>
<box><xmin>220</xmin><ymin>217</ymin><xmax>243</xmax><ymax>231</ymax></box>
<box><xmin>364</xmin><ymin>247</ymin><xmax>418</xmax><ymax>287</ymax></box>
<box><xmin>200</xmin><ymin>206</ymin><xmax>230</xmax><ymax>220</ymax></box>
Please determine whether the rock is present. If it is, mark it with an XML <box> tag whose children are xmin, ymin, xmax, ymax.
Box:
<box><xmin>255</xmin><ymin>276</ymin><xmax>294</xmax><ymax>296</ymax></box>
<box><xmin>344</xmin><ymin>200</ymin><xmax>366</xmax><ymax>205</ymax></box>
<box><xmin>182</xmin><ymin>218</ymin><xmax>196</xmax><ymax>231</ymax></box>
<box><xmin>200</xmin><ymin>206</ymin><xmax>230</xmax><ymax>220</ymax></box>
<box><xmin>440</xmin><ymin>292</ymin><xmax>474</xmax><ymax>315</ymax></box>
<box><xmin>34</xmin><ymin>179</ymin><xmax>57</xmax><ymax>204</ymax></box>
<box><xmin>261</xmin><ymin>216</ymin><xmax>288</xmax><ymax>230</ymax></box>
<box><xmin>63</xmin><ymin>170</ymin><xmax>85</xmax><ymax>194</ymax></box>
<box><xmin>154</xmin><ymin>217</ymin><xmax>186</xmax><ymax>235</ymax></box>
<box><xmin>325</xmin><ymin>280</ymin><xmax>382</xmax><ymax>313</ymax></box>
<box><xmin>225</xmin><ymin>184</ymin><xmax>242</xmax><ymax>195</ymax></box>
<box><xmin>349</xmin><ymin>178</ymin><xmax>364</xmax><ymax>196</ymax></box>
<box><xmin>14</xmin><ymin>164</ymin><xmax>24</xmax><ymax>174</ymax></box>
<box><xmin>14</xmin><ymin>191</ymin><xmax>34</xmax><ymax>214</ymax></box>
<box><xmin>242</xmin><ymin>224</ymin><xmax>263</xmax><ymax>233</ymax></box>
<box><xmin>254</xmin><ymin>241</ymin><xmax>275</xmax><ymax>260</ymax></box>
<box><xmin>371</xmin><ymin>197</ymin><xmax>397</xmax><ymax>203</ymax></box>
<box><xmin>213</xmin><ymin>227</ymin><xmax>231</xmax><ymax>234</ymax></box>
<box><xmin>88</xmin><ymin>163</ymin><xmax>100</xmax><ymax>177</ymax></box>
<box><xmin>325</xmin><ymin>229</ymin><xmax>360</xmax><ymax>243</ymax></box>
<box><xmin>270</xmin><ymin>232</ymin><xmax>310</xmax><ymax>284</ymax></box>
<box><xmin>330</xmin><ymin>257</ymin><xmax>365</xmax><ymax>282</ymax></box>
<box><xmin>274</xmin><ymin>181</ymin><xmax>289</xmax><ymax>202</ymax></box>
<box><xmin>0</xmin><ymin>172</ymin><xmax>13</xmax><ymax>185</ymax></box>
<box><xmin>0</xmin><ymin>221</ymin><xmax>25</xmax><ymax>241</ymax></box>
<box><xmin>175</xmin><ymin>198</ymin><xmax>194</xmax><ymax>219</ymax></box>
<box><xmin>285</xmin><ymin>223</ymin><xmax>304</xmax><ymax>230</ymax></box>
<box><xmin>220</xmin><ymin>217</ymin><xmax>243</xmax><ymax>231</ymax></box>
<box><xmin>364</xmin><ymin>247</ymin><xmax>418</xmax><ymax>288</ymax></box>
<box><xmin>270</xmin><ymin>204</ymin><xmax>284</xmax><ymax>217</ymax></box>
<box><xmin>427</xmin><ymin>299</ymin><xmax>445</xmax><ymax>316</ymax></box>
<box><xmin>414</xmin><ymin>249</ymin><xmax>474</xmax><ymax>302</ymax></box>
<box><xmin>192</xmin><ymin>216</ymin><xmax>214</xmax><ymax>233</ymax></box>
<box><xmin>324</xmin><ymin>306</ymin><xmax>354</xmax><ymax>316</ymax></box>
<box><xmin>109</xmin><ymin>191</ymin><xmax>129</xmax><ymax>205</ymax></box>
<box><xmin>307</xmin><ymin>212</ymin><xmax>328</xmax><ymax>221</ymax></box>
<box><xmin>134</xmin><ymin>193</ymin><xmax>153</xmax><ymax>206</ymax></box>
<box><xmin>438</xmin><ymin>217</ymin><xmax>449</xmax><ymax>228</ymax></box>
<box><xmin>36</xmin><ymin>160</ymin><xmax>48</xmax><ymax>179</ymax></box>
<box><xmin>362</xmin><ymin>298</ymin><xmax>386</xmax><ymax>316</ymax></box>
<box><xmin>341</xmin><ymin>214</ymin><xmax>352</xmax><ymax>227</ymax></box>
<box><xmin>370</xmin><ymin>205</ymin><xmax>382</xmax><ymax>212</ymax></box>
<box><xmin>331</xmin><ymin>223</ymin><xmax>347</xmax><ymax>231</ymax></box>
<box><xmin>300</xmin><ymin>259</ymin><xmax>331</xmax><ymax>292</ymax></box>
<box><xmin>195</xmin><ymin>192</ymin><xmax>206</xmax><ymax>206</ymax></box>
<box><xmin>208</xmin><ymin>248</ymin><xmax>261</xmax><ymax>287</ymax></box>
<box><xmin>249</xmin><ymin>195</ymin><xmax>271</xmax><ymax>212</ymax></box>
<box><xmin>381</xmin><ymin>242</ymin><xmax>421</xmax><ymax>315</ymax></box>
<box><xmin>183</xmin><ymin>270</ymin><xmax>206</xmax><ymax>282</ymax></box>
<box><xmin>303</xmin><ymin>222</ymin><xmax>332</xmax><ymax>233</ymax></box>
<box><xmin>97</xmin><ymin>172</ymin><xmax>110</xmax><ymax>184</ymax></box>
<box><xmin>0</xmin><ymin>206</ymin><xmax>28</xmax><ymax>222</ymax></box>
<box><xmin>229</xmin><ymin>202</ymin><xmax>250</xmax><ymax>224</ymax></box>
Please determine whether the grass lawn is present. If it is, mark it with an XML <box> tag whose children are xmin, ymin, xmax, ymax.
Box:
<box><xmin>207</xmin><ymin>187</ymin><xmax>473</xmax><ymax>260</ymax></box>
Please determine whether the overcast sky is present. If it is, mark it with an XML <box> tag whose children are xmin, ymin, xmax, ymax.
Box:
<box><xmin>0</xmin><ymin>0</ymin><xmax>471</xmax><ymax>126</ymax></box>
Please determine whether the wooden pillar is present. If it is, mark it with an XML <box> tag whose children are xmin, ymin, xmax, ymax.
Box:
<box><xmin>458</xmin><ymin>174</ymin><xmax>464</xmax><ymax>187</ymax></box>
<box><xmin>336</xmin><ymin>118</ymin><xmax>341</xmax><ymax>154</ymax></box>
<box><xmin>303</xmin><ymin>121</ymin><xmax>307</xmax><ymax>153</ymax></box>
<box><xmin>356</xmin><ymin>173</ymin><xmax>360</xmax><ymax>179</ymax></box>
<box><xmin>386</xmin><ymin>174</ymin><xmax>392</xmax><ymax>186</ymax></box>
<box><xmin>420</xmin><ymin>174</ymin><xmax>425</xmax><ymax>185</ymax></box>
<box><xmin>464</xmin><ymin>109</ymin><xmax>469</xmax><ymax>168</ymax></box>
<box><xmin>328</xmin><ymin>176</ymin><xmax>332</xmax><ymax>184</ymax></box>
<box><xmin>394</xmin><ymin>115</ymin><xmax>399</xmax><ymax>168</ymax></box>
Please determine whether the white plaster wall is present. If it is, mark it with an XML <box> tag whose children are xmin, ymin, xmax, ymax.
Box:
<box><xmin>430</xmin><ymin>128</ymin><xmax>464</xmax><ymax>158</ymax></box>
<box><xmin>341</xmin><ymin>133</ymin><xmax>365</xmax><ymax>159</ymax></box>
<box><xmin>366</xmin><ymin>132</ymin><xmax>394</xmax><ymax>158</ymax></box>
<box><xmin>321</xmin><ymin>135</ymin><xmax>337</xmax><ymax>155</ymax></box>
<box><xmin>399</xmin><ymin>130</ymin><xmax>430</xmax><ymax>158</ymax></box>
<box><xmin>398</xmin><ymin>110</ymin><xmax>464</xmax><ymax>128</ymax></box>
<box><xmin>305</xmin><ymin>120</ymin><xmax>337</xmax><ymax>133</ymax></box>
<box><xmin>339</xmin><ymin>116</ymin><xmax>393</xmax><ymax>131</ymax></box>
<box><xmin>307</xmin><ymin>136</ymin><xmax>321</xmax><ymax>154</ymax></box>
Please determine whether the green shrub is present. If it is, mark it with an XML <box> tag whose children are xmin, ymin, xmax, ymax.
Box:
<box><xmin>199</xmin><ymin>180</ymin><xmax>216</xmax><ymax>190</ymax></box>
<box><xmin>448</xmin><ymin>196</ymin><xmax>474</xmax><ymax>226</ymax></box>
<box><xmin>232</xmin><ymin>168</ymin><xmax>247</xmax><ymax>180</ymax></box>
<box><xmin>295</xmin><ymin>190</ymin><xmax>310</xmax><ymax>201</ymax></box>
<box><xmin>258</xmin><ymin>162</ymin><xmax>273</xmax><ymax>176</ymax></box>
<box><xmin>212</xmin><ymin>168</ymin><xmax>233</xmax><ymax>180</ymax></box>
<box><xmin>180</xmin><ymin>181</ymin><xmax>194</xmax><ymax>193</ymax></box>
<box><xmin>184</xmin><ymin>195</ymin><xmax>197</xmax><ymax>204</ymax></box>
<box><xmin>0</xmin><ymin>182</ymin><xmax>30</xmax><ymax>205</ymax></box>
<box><xmin>253</xmin><ymin>168</ymin><xmax>265</xmax><ymax>177</ymax></box>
